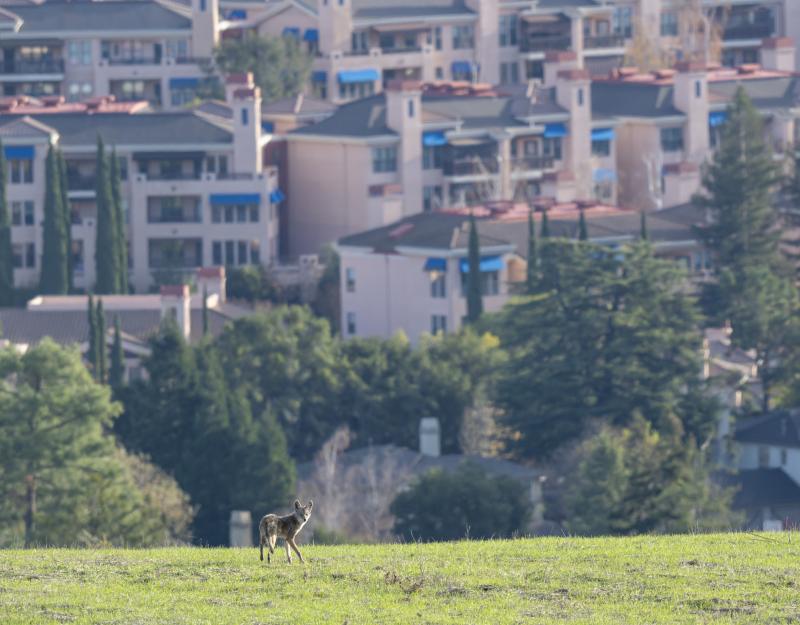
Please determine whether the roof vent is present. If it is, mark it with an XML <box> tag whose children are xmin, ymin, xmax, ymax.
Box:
<box><xmin>737</xmin><ymin>63</ymin><xmax>760</xmax><ymax>75</ymax></box>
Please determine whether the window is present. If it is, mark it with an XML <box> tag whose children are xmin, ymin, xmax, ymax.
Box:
<box><xmin>695</xmin><ymin>80</ymin><xmax>702</xmax><ymax>98</ymax></box>
<box><xmin>594</xmin><ymin>180</ymin><xmax>614</xmax><ymax>202</ymax></box>
<box><xmin>372</xmin><ymin>146</ymin><xmax>397</xmax><ymax>173</ymax></box>
<box><xmin>525</xmin><ymin>60</ymin><xmax>544</xmax><ymax>80</ymax></box>
<box><xmin>345</xmin><ymin>267</ymin><xmax>356</xmax><ymax>292</ymax></box>
<box><xmin>433</xmin><ymin>27</ymin><xmax>442</xmax><ymax>51</ymax></box>
<box><xmin>211</xmin><ymin>202</ymin><xmax>258</xmax><ymax>224</ymax></box>
<box><xmin>346</xmin><ymin>312</ymin><xmax>357</xmax><ymax>335</ymax></box>
<box><xmin>499</xmin><ymin>15</ymin><xmax>518</xmax><ymax>47</ymax></box>
<box><xmin>147</xmin><ymin>196</ymin><xmax>201</xmax><ymax>223</ymax></box>
<box><xmin>67</xmin><ymin>40</ymin><xmax>92</xmax><ymax>65</ymax></box>
<box><xmin>11</xmin><ymin>201</ymin><xmax>34</xmax><ymax>226</ymax></box>
<box><xmin>9</xmin><ymin>159</ymin><xmax>33</xmax><ymax>184</ymax></box>
<box><xmin>460</xmin><ymin>271</ymin><xmax>500</xmax><ymax>297</ymax></box>
<box><xmin>577</xmin><ymin>88</ymin><xmax>584</xmax><ymax>106</ymax></box>
<box><xmin>423</xmin><ymin>185</ymin><xmax>443</xmax><ymax>211</ymax></box>
<box><xmin>351</xmin><ymin>31</ymin><xmax>368</xmax><ymax>53</ymax></box>
<box><xmin>430</xmin><ymin>272</ymin><xmax>446</xmax><ymax>298</ymax></box>
<box><xmin>12</xmin><ymin>243</ymin><xmax>35</xmax><ymax>268</ymax></box>
<box><xmin>660</xmin><ymin>12</ymin><xmax>678</xmax><ymax>36</ymax></box>
<box><xmin>423</xmin><ymin>146</ymin><xmax>443</xmax><ymax>170</ymax></box>
<box><xmin>435</xmin><ymin>67</ymin><xmax>444</xmax><ymax>80</ymax></box>
<box><xmin>250</xmin><ymin>240</ymin><xmax>261</xmax><ymax>264</ymax></box>
<box><xmin>26</xmin><ymin>242</ymin><xmax>35</xmax><ymax>268</ymax></box>
<box><xmin>431</xmin><ymin>315</ymin><xmax>447</xmax><ymax>334</ymax></box>
<box><xmin>543</xmin><ymin>138</ymin><xmax>562</xmax><ymax>160</ymax></box>
<box><xmin>225</xmin><ymin>240</ymin><xmax>235</xmax><ymax>265</ymax></box>
<box><xmin>339</xmin><ymin>80</ymin><xmax>374</xmax><ymax>100</ymax></box>
<box><xmin>758</xmin><ymin>445</ymin><xmax>770</xmax><ymax>468</ymax></box>
<box><xmin>500</xmin><ymin>62</ymin><xmax>519</xmax><ymax>84</ymax></box>
<box><xmin>238</xmin><ymin>241</ymin><xmax>248</xmax><ymax>265</ymax></box>
<box><xmin>408</xmin><ymin>99</ymin><xmax>415</xmax><ymax>118</ymax></box>
<box><xmin>612</xmin><ymin>7</ymin><xmax>633</xmax><ymax>37</ymax></box>
<box><xmin>453</xmin><ymin>25</ymin><xmax>474</xmax><ymax>49</ymax></box>
<box><xmin>213</xmin><ymin>241</ymin><xmax>222</xmax><ymax>265</ymax></box>
<box><xmin>241</xmin><ymin>108</ymin><xmax>249</xmax><ymax>126</ymax></box>
<box><xmin>592</xmin><ymin>140</ymin><xmax>611</xmax><ymax>157</ymax></box>
<box><xmin>660</xmin><ymin>127</ymin><xmax>684</xmax><ymax>152</ymax></box>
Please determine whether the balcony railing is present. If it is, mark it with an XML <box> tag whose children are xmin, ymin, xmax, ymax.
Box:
<box><xmin>520</xmin><ymin>35</ymin><xmax>571</xmax><ymax>53</ymax></box>
<box><xmin>104</xmin><ymin>57</ymin><xmax>160</xmax><ymax>66</ymax></box>
<box><xmin>584</xmin><ymin>34</ymin><xmax>626</xmax><ymax>49</ymax></box>
<box><xmin>67</xmin><ymin>174</ymin><xmax>97</xmax><ymax>191</ymax></box>
<box><xmin>444</xmin><ymin>158</ymin><xmax>500</xmax><ymax>177</ymax></box>
<box><xmin>722</xmin><ymin>21</ymin><xmax>774</xmax><ymax>40</ymax></box>
<box><xmin>381</xmin><ymin>46</ymin><xmax>422</xmax><ymax>55</ymax></box>
<box><xmin>511</xmin><ymin>156</ymin><xmax>555</xmax><ymax>172</ymax></box>
<box><xmin>141</xmin><ymin>172</ymin><xmax>202</xmax><ymax>181</ymax></box>
<box><xmin>0</xmin><ymin>59</ymin><xmax>65</xmax><ymax>74</ymax></box>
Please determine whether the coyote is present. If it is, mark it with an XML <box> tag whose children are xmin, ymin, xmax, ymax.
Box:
<box><xmin>259</xmin><ymin>500</ymin><xmax>313</xmax><ymax>564</ymax></box>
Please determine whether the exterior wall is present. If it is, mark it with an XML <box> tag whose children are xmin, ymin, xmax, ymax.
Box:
<box><xmin>256</xmin><ymin>5</ymin><xmax>317</xmax><ymax>40</ymax></box>
<box><xmin>739</xmin><ymin>442</ymin><xmax>800</xmax><ymax>487</ymax></box>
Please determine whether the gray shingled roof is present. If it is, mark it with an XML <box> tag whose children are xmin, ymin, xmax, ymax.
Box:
<box><xmin>725</xmin><ymin>468</ymin><xmax>800</xmax><ymax>509</ymax></box>
<box><xmin>3</xmin><ymin>0</ymin><xmax>191</xmax><ymax>33</ymax></box>
<box><xmin>352</xmin><ymin>0</ymin><xmax>474</xmax><ymax>20</ymax></box>
<box><xmin>592</xmin><ymin>82</ymin><xmax>684</xmax><ymax>118</ymax></box>
<box><xmin>0</xmin><ymin>112</ymin><xmax>232</xmax><ymax>147</ymax></box>
<box><xmin>735</xmin><ymin>410</ymin><xmax>800</xmax><ymax>448</ymax></box>
<box><xmin>709</xmin><ymin>76</ymin><xmax>800</xmax><ymax>110</ymax></box>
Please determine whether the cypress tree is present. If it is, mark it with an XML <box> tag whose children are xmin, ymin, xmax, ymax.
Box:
<box><xmin>526</xmin><ymin>209</ymin><xmax>538</xmax><ymax>294</ymax></box>
<box><xmin>87</xmin><ymin>294</ymin><xmax>97</xmax><ymax>375</ymax></box>
<box><xmin>0</xmin><ymin>139</ymin><xmax>13</xmax><ymax>306</ymax></box>
<box><xmin>466</xmin><ymin>213</ymin><xmax>483</xmax><ymax>323</ymax></box>
<box><xmin>95</xmin><ymin>137</ymin><xmax>120</xmax><ymax>294</ymax></box>
<box><xmin>109</xmin><ymin>315</ymin><xmax>125</xmax><ymax>390</ymax></box>
<box><xmin>578</xmin><ymin>208</ymin><xmax>588</xmax><ymax>241</ymax></box>
<box><xmin>540</xmin><ymin>209</ymin><xmax>551</xmax><ymax>238</ymax></box>
<box><xmin>57</xmin><ymin>149</ymin><xmax>73</xmax><ymax>292</ymax></box>
<box><xmin>40</xmin><ymin>145</ymin><xmax>69</xmax><ymax>294</ymax></box>
<box><xmin>202</xmin><ymin>286</ymin><xmax>209</xmax><ymax>336</ymax></box>
<box><xmin>96</xmin><ymin>298</ymin><xmax>107</xmax><ymax>383</ymax></box>
<box><xmin>110</xmin><ymin>148</ymin><xmax>128</xmax><ymax>294</ymax></box>
<box><xmin>640</xmin><ymin>210</ymin><xmax>648</xmax><ymax>241</ymax></box>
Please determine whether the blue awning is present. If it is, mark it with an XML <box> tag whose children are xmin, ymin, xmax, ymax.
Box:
<box><xmin>337</xmin><ymin>69</ymin><xmax>379</xmax><ymax>84</ymax></box>
<box><xmin>312</xmin><ymin>70</ymin><xmax>327</xmax><ymax>83</ymax></box>
<box><xmin>544</xmin><ymin>123</ymin><xmax>567</xmax><ymax>138</ymax></box>
<box><xmin>459</xmin><ymin>255</ymin><xmax>503</xmax><ymax>273</ymax></box>
<box><xmin>423</xmin><ymin>131</ymin><xmax>447</xmax><ymax>147</ymax></box>
<box><xmin>304</xmin><ymin>28</ymin><xmax>319</xmax><ymax>42</ymax></box>
<box><xmin>591</xmin><ymin>127</ymin><xmax>615</xmax><ymax>141</ymax></box>
<box><xmin>593</xmin><ymin>168</ymin><xmax>617</xmax><ymax>182</ymax></box>
<box><xmin>210</xmin><ymin>193</ymin><xmax>260</xmax><ymax>205</ymax></box>
<box><xmin>424</xmin><ymin>257</ymin><xmax>447</xmax><ymax>272</ymax></box>
<box><xmin>223</xmin><ymin>9</ymin><xmax>247</xmax><ymax>19</ymax></box>
<box><xmin>169</xmin><ymin>77</ymin><xmax>200</xmax><ymax>89</ymax></box>
<box><xmin>3</xmin><ymin>145</ymin><xmax>34</xmax><ymax>159</ymax></box>
<box><xmin>269</xmin><ymin>189</ymin><xmax>286</xmax><ymax>203</ymax></box>
<box><xmin>261</xmin><ymin>121</ymin><xmax>274</xmax><ymax>133</ymax></box>
<box><xmin>282</xmin><ymin>27</ymin><xmax>301</xmax><ymax>38</ymax></box>
<box><xmin>451</xmin><ymin>61</ymin><xmax>472</xmax><ymax>76</ymax></box>
<box><xmin>709</xmin><ymin>111</ymin><xmax>728</xmax><ymax>127</ymax></box>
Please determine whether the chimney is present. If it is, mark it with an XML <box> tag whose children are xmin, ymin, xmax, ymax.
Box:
<box><xmin>197</xmin><ymin>266</ymin><xmax>226</xmax><ymax>304</ymax></box>
<box><xmin>419</xmin><ymin>417</ymin><xmax>441</xmax><ymax>457</ymax></box>
<box><xmin>318</xmin><ymin>0</ymin><xmax>352</xmax><ymax>55</ymax></box>
<box><xmin>464</xmin><ymin>0</ymin><xmax>500</xmax><ymax>84</ymax></box>
<box><xmin>672</xmin><ymin>60</ymin><xmax>709</xmax><ymax>162</ymax></box>
<box><xmin>160</xmin><ymin>285</ymin><xmax>191</xmax><ymax>339</ymax></box>
<box><xmin>230</xmin><ymin>80</ymin><xmax>263</xmax><ymax>175</ymax></box>
<box><xmin>385</xmin><ymin>80</ymin><xmax>423</xmax><ymax>216</ymax></box>
<box><xmin>543</xmin><ymin>50</ymin><xmax>578</xmax><ymax>88</ymax></box>
<box><xmin>554</xmin><ymin>67</ymin><xmax>592</xmax><ymax>198</ymax></box>
<box><xmin>761</xmin><ymin>37</ymin><xmax>796</xmax><ymax>72</ymax></box>
<box><xmin>191</xmin><ymin>0</ymin><xmax>219</xmax><ymax>59</ymax></box>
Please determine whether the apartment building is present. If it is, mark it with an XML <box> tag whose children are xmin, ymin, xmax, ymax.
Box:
<box><xmin>337</xmin><ymin>200</ymin><xmax>707</xmax><ymax>341</ymax></box>
<box><xmin>0</xmin><ymin>0</ymin><xmax>219</xmax><ymax>109</ymax></box>
<box><xmin>592</xmin><ymin>37</ymin><xmax>799</xmax><ymax>210</ymax></box>
<box><xmin>285</xmin><ymin>51</ymin><xmax>617</xmax><ymax>256</ymax></box>
<box><xmin>0</xmin><ymin>75</ymin><xmax>282</xmax><ymax>293</ymax></box>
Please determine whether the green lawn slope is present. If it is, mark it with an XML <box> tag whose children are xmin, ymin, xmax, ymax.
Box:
<box><xmin>2</xmin><ymin>533</ymin><xmax>798</xmax><ymax>624</ymax></box>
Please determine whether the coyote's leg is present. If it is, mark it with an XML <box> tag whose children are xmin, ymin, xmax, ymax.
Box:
<box><xmin>284</xmin><ymin>539</ymin><xmax>292</xmax><ymax>564</ymax></box>
<box><xmin>288</xmin><ymin>538</ymin><xmax>305</xmax><ymax>564</ymax></box>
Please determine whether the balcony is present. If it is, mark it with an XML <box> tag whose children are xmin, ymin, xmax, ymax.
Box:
<box><xmin>67</xmin><ymin>173</ymin><xmax>96</xmax><ymax>191</ymax></box>
<box><xmin>584</xmin><ymin>34</ymin><xmax>626</xmax><ymax>49</ymax></box>
<box><xmin>141</xmin><ymin>172</ymin><xmax>201</xmax><ymax>181</ymax></box>
<box><xmin>104</xmin><ymin>57</ymin><xmax>160</xmax><ymax>66</ymax></box>
<box><xmin>510</xmin><ymin>156</ymin><xmax>555</xmax><ymax>173</ymax></box>
<box><xmin>520</xmin><ymin>35</ymin><xmax>571</xmax><ymax>53</ymax></box>
<box><xmin>381</xmin><ymin>46</ymin><xmax>422</xmax><ymax>55</ymax></box>
<box><xmin>444</xmin><ymin>158</ymin><xmax>499</xmax><ymax>177</ymax></box>
<box><xmin>722</xmin><ymin>21</ymin><xmax>774</xmax><ymax>40</ymax></box>
<box><xmin>0</xmin><ymin>59</ymin><xmax>65</xmax><ymax>75</ymax></box>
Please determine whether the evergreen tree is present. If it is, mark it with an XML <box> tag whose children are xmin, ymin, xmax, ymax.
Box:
<box><xmin>110</xmin><ymin>149</ymin><xmax>128</xmax><ymax>294</ymax></box>
<box><xmin>94</xmin><ymin>137</ymin><xmax>120</xmax><ymax>294</ymax></box>
<box><xmin>40</xmin><ymin>146</ymin><xmax>69</xmax><ymax>294</ymax></box>
<box><xmin>109</xmin><ymin>315</ymin><xmax>124</xmax><ymax>391</ymax></box>
<box><xmin>540</xmin><ymin>209</ymin><xmax>551</xmax><ymax>238</ymax></box>
<box><xmin>578</xmin><ymin>207</ymin><xmax>588</xmax><ymax>241</ymax></box>
<box><xmin>0</xmin><ymin>140</ymin><xmax>13</xmax><ymax>306</ymax></box>
<box><xmin>87</xmin><ymin>294</ymin><xmax>98</xmax><ymax>376</ymax></box>
<box><xmin>57</xmin><ymin>149</ymin><xmax>73</xmax><ymax>292</ymax></box>
<box><xmin>465</xmin><ymin>213</ymin><xmax>483</xmax><ymax>324</ymax></box>
<box><xmin>526</xmin><ymin>210</ymin><xmax>538</xmax><ymax>294</ymax></box>
<box><xmin>640</xmin><ymin>209</ymin><xmax>648</xmax><ymax>241</ymax></box>
<box><xmin>96</xmin><ymin>299</ymin><xmax>107</xmax><ymax>383</ymax></box>
<box><xmin>202</xmin><ymin>286</ymin><xmax>209</xmax><ymax>336</ymax></box>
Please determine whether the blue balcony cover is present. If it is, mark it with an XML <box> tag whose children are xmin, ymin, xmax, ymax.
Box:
<box><xmin>210</xmin><ymin>193</ymin><xmax>260</xmax><ymax>205</ymax></box>
<box><xmin>709</xmin><ymin>111</ymin><xmax>728</xmax><ymax>127</ymax></box>
<box><xmin>261</xmin><ymin>121</ymin><xmax>274</xmax><ymax>133</ymax></box>
<box><xmin>223</xmin><ymin>9</ymin><xmax>247</xmax><ymax>19</ymax></box>
<box><xmin>593</xmin><ymin>168</ymin><xmax>616</xmax><ymax>182</ymax></box>
<box><xmin>3</xmin><ymin>145</ymin><xmax>34</xmax><ymax>159</ymax></box>
<box><xmin>169</xmin><ymin>77</ymin><xmax>200</xmax><ymax>89</ymax></box>
<box><xmin>304</xmin><ymin>28</ymin><xmax>319</xmax><ymax>42</ymax></box>
<box><xmin>423</xmin><ymin>131</ymin><xmax>447</xmax><ymax>147</ymax></box>
<box><xmin>270</xmin><ymin>188</ymin><xmax>286</xmax><ymax>203</ymax></box>
<box><xmin>282</xmin><ymin>27</ymin><xmax>301</xmax><ymax>38</ymax></box>
<box><xmin>591</xmin><ymin>127</ymin><xmax>615</xmax><ymax>141</ymax></box>
<box><xmin>337</xmin><ymin>69</ymin><xmax>380</xmax><ymax>84</ymax></box>
<box><xmin>424</xmin><ymin>257</ymin><xmax>447</xmax><ymax>272</ymax></box>
<box><xmin>312</xmin><ymin>70</ymin><xmax>327</xmax><ymax>83</ymax></box>
<box><xmin>543</xmin><ymin>123</ymin><xmax>567</xmax><ymax>138</ymax></box>
<box><xmin>459</xmin><ymin>255</ymin><xmax>503</xmax><ymax>273</ymax></box>
<box><xmin>451</xmin><ymin>61</ymin><xmax>472</xmax><ymax>76</ymax></box>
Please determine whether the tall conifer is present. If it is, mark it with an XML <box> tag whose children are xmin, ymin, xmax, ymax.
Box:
<box><xmin>95</xmin><ymin>137</ymin><xmax>119</xmax><ymax>294</ymax></box>
<box><xmin>466</xmin><ymin>213</ymin><xmax>483</xmax><ymax>323</ymax></box>
<box><xmin>110</xmin><ymin>149</ymin><xmax>128</xmax><ymax>293</ymax></box>
<box><xmin>40</xmin><ymin>145</ymin><xmax>69</xmax><ymax>294</ymax></box>
<box><xmin>0</xmin><ymin>139</ymin><xmax>13</xmax><ymax>305</ymax></box>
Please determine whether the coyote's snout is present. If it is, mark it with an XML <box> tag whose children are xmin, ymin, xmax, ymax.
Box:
<box><xmin>259</xmin><ymin>499</ymin><xmax>313</xmax><ymax>564</ymax></box>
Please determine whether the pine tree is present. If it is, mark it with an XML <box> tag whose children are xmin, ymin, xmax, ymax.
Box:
<box><xmin>109</xmin><ymin>315</ymin><xmax>125</xmax><ymax>391</ymax></box>
<box><xmin>465</xmin><ymin>213</ymin><xmax>483</xmax><ymax>324</ymax></box>
<box><xmin>87</xmin><ymin>294</ymin><xmax>98</xmax><ymax>376</ymax></box>
<box><xmin>94</xmin><ymin>137</ymin><xmax>120</xmax><ymax>294</ymax></box>
<box><xmin>578</xmin><ymin>208</ymin><xmax>588</xmax><ymax>241</ymax></box>
<box><xmin>57</xmin><ymin>149</ymin><xmax>73</xmax><ymax>292</ymax></box>
<box><xmin>540</xmin><ymin>209</ymin><xmax>550</xmax><ymax>238</ymax></box>
<box><xmin>96</xmin><ymin>298</ymin><xmax>107</xmax><ymax>383</ymax></box>
<box><xmin>202</xmin><ymin>286</ymin><xmax>209</xmax><ymax>336</ymax></box>
<box><xmin>0</xmin><ymin>139</ymin><xmax>13</xmax><ymax>306</ymax></box>
<box><xmin>526</xmin><ymin>209</ymin><xmax>538</xmax><ymax>294</ymax></box>
<box><xmin>110</xmin><ymin>149</ymin><xmax>128</xmax><ymax>294</ymax></box>
<box><xmin>40</xmin><ymin>145</ymin><xmax>69</xmax><ymax>294</ymax></box>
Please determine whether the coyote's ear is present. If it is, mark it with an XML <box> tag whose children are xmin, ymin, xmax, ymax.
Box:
<box><xmin>294</xmin><ymin>499</ymin><xmax>301</xmax><ymax>509</ymax></box>
<box><xmin>307</xmin><ymin>500</ymin><xmax>314</xmax><ymax>510</ymax></box>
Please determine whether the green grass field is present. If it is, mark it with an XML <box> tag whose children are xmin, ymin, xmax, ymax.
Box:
<box><xmin>2</xmin><ymin>533</ymin><xmax>798</xmax><ymax>624</ymax></box>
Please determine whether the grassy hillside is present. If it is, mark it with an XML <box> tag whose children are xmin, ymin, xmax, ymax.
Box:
<box><xmin>2</xmin><ymin>533</ymin><xmax>798</xmax><ymax>624</ymax></box>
